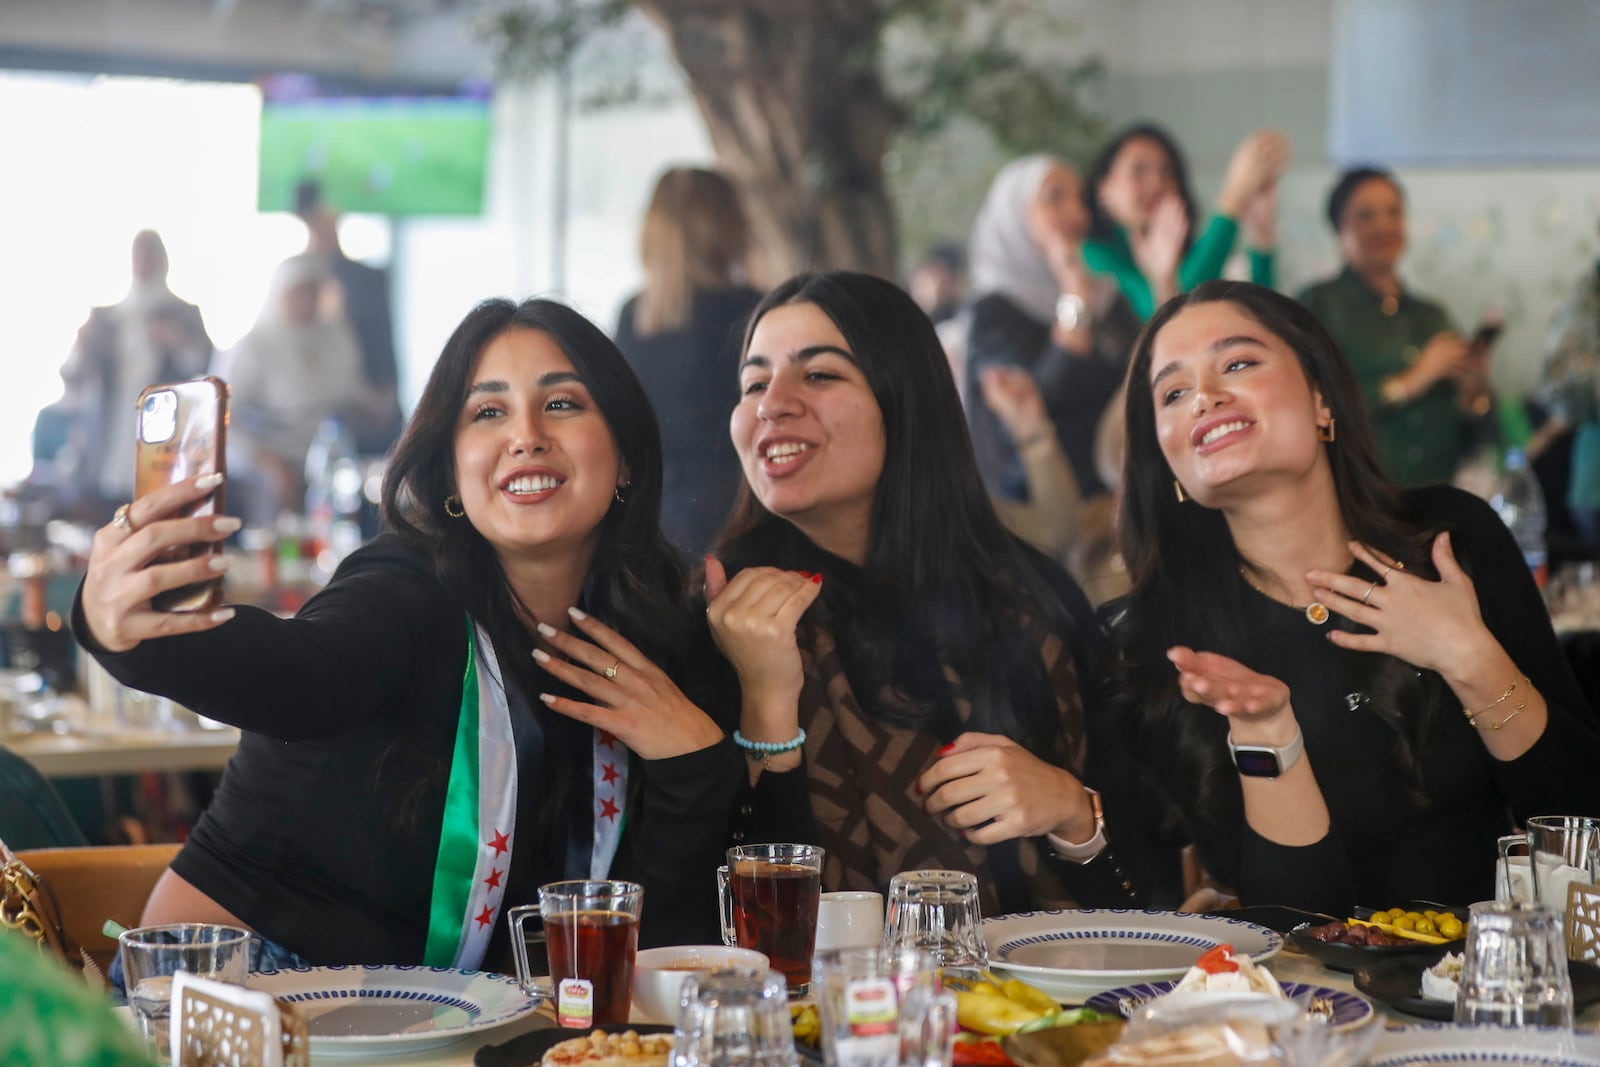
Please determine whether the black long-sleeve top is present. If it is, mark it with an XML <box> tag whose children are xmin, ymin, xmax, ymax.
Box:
<box><xmin>73</xmin><ymin>534</ymin><xmax>741</xmax><ymax>967</ymax></box>
<box><xmin>1113</xmin><ymin>486</ymin><xmax>1600</xmax><ymax>913</ymax></box>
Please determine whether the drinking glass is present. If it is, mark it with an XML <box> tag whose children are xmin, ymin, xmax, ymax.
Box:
<box><xmin>813</xmin><ymin>947</ymin><xmax>954</xmax><ymax>1067</ymax></box>
<box><xmin>1499</xmin><ymin>817</ymin><xmax>1600</xmax><ymax>914</ymax></box>
<box><xmin>717</xmin><ymin>843</ymin><xmax>824</xmax><ymax>994</ymax></box>
<box><xmin>510</xmin><ymin>879</ymin><xmax>643</xmax><ymax>1028</ymax></box>
<box><xmin>118</xmin><ymin>923</ymin><xmax>251</xmax><ymax>1064</ymax></box>
<box><xmin>882</xmin><ymin>870</ymin><xmax>987</xmax><ymax>981</ymax></box>
<box><xmin>1454</xmin><ymin>901</ymin><xmax>1573</xmax><ymax>1028</ymax></box>
<box><xmin>672</xmin><ymin>968</ymin><xmax>799</xmax><ymax>1067</ymax></box>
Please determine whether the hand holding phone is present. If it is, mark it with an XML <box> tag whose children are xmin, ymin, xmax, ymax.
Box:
<box><xmin>133</xmin><ymin>378</ymin><xmax>229</xmax><ymax>612</ymax></box>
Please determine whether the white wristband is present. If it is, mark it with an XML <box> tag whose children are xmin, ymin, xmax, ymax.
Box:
<box><xmin>1046</xmin><ymin>787</ymin><xmax>1107</xmax><ymax>863</ymax></box>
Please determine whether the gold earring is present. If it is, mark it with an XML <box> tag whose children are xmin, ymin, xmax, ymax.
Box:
<box><xmin>1174</xmin><ymin>479</ymin><xmax>1187</xmax><ymax>503</ymax></box>
<box><xmin>613</xmin><ymin>485</ymin><xmax>628</xmax><ymax>504</ymax></box>
<box><xmin>1318</xmin><ymin>419</ymin><xmax>1336</xmax><ymax>443</ymax></box>
<box><xmin>444</xmin><ymin>495</ymin><xmax>465</xmax><ymax>518</ymax></box>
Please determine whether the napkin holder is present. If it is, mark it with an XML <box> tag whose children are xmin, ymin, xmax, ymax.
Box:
<box><xmin>172</xmin><ymin>971</ymin><xmax>309</xmax><ymax>1067</ymax></box>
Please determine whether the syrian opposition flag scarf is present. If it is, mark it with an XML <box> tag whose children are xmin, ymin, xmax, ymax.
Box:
<box><xmin>423</xmin><ymin>620</ymin><xmax>629</xmax><ymax>970</ymax></box>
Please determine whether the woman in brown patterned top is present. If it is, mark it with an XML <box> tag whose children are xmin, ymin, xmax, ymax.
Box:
<box><xmin>701</xmin><ymin>271</ymin><xmax>1138</xmax><ymax>914</ymax></box>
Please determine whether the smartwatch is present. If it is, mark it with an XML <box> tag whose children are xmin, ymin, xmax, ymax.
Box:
<box><xmin>1228</xmin><ymin>728</ymin><xmax>1305</xmax><ymax>779</ymax></box>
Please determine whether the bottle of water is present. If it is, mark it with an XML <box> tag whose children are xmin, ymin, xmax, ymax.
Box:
<box><xmin>303</xmin><ymin>418</ymin><xmax>362</xmax><ymax>578</ymax></box>
<box><xmin>1490</xmin><ymin>448</ymin><xmax>1548</xmax><ymax>588</ymax></box>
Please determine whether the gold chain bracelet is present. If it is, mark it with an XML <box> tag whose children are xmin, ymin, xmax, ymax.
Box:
<box><xmin>1463</xmin><ymin>675</ymin><xmax>1531</xmax><ymax>730</ymax></box>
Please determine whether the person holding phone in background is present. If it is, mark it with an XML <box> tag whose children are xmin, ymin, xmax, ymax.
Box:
<box><xmin>76</xmin><ymin>298</ymin><xmax>740</xmax><ymax>976</ymax></box>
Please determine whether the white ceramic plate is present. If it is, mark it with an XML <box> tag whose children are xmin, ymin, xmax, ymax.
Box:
<box><xmin>247</xmin><ymin>964</ymin><xmax>541</xmax><ymax>1056</ymax></box>
<box><xmin>1371</xmin><ymin>1024</ymin><xmax>1600</xmax><ymax>1067</ymax></box>
<box><xmin>1084</xmin><ymin>980</ymin><xmax>1374</xmax><ymax>1032</ymax></box>
<box><xmin>982</xmin><ymin>909</ymin><xmax>1282</xmax><ymax>999</ymax></box>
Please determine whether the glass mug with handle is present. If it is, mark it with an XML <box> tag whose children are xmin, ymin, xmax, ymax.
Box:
<box><xmin>718</xmin><ymin>843</ymin><xmax>824</xmax><ymax>995</ymax></box>
<box><xmin>1499</xmin><ymin>816</ymin><xmax>1600</xmax><ymax>915</ymax></box>
<box><xmin>511</xmin><ymin>879</ymin><xmax>643</xmax><ymax>1028</ymax></box>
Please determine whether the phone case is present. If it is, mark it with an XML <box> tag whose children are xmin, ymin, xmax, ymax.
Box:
<box><xmin>134</xmin><ymin>377</ymin><xmax>229</xmax><ymax>612</ymax></box>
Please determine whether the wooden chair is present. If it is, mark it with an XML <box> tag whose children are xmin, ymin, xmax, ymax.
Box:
<box><xmin>16</xmin><ymin>843</ymin><xmax>181</xmax><ymax>972</ymax></box>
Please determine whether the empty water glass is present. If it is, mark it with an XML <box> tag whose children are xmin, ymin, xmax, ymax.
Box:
<box><xmin>119</xmin><ymin>923</ymin><xmax>251</xmax><ymax>1063</ymax></box>
<box><xmin>813</xmin><ymin>947</ymin><xmax>954</xmax><ymax>1067</ymax></box>
<box><xmin>882</xmin><ymin>870</ymin><xmax>987</xmax><ymax>981</ymax></box>
<box><xmin>1454</xmin><ymin>901</ymin><xmax>1573</xmax><ymax>1029</ymax></box>
<box><xmin>672</xmin><ymin>968</ymin><xmax>799</xmax><ymax>1067</ymax></box>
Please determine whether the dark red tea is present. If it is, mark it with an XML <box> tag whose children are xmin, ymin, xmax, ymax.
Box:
<box><xmin>730</xmin><ymin>861</ymin><xmax>821</xmax><ymax>992</ymax></box>
<box><xmin>545</xmin><ymin>909</ymin><xmax>639</xmax><ymax>1026</ymax></box>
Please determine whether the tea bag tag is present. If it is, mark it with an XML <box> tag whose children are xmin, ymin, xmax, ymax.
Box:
<box><xmin>558</xmin><ymin>978</ymin><xmax>595</xmax><ymax>1029</ymax></box>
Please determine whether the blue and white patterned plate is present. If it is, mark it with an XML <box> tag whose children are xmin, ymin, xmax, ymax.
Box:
<box><xmin>981</xmin><ymin>910</ymin><xmax>1282</xmax><ymax>999</ymax></box>
<box><xmin>1370</xmin><ymin>1023</ymin><xmax>1600</xmax><ymax>1066</ymax></box>
<box><xmin>247</xmin><ymin>964</ymin><xmax>542</xmax><ymax>1056</ymax></box>
<box><xmin>1084</xmin><ymin>979</ymin><xmax>1374</xmax><ymax>1032</ymax></box>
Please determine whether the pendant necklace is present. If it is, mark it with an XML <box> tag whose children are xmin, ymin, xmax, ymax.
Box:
<box><xmin>1239</xmin><ymin>567</ymin><xmax>1330</xmax><ymax>626</ymax></box>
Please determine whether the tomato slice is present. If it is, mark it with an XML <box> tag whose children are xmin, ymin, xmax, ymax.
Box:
<box><xmin>952</xmin><ymin>1035</ymin><xmax>1014</xmax><ymax>1067</ymax></box>
<box><xmin>1195</xmin><ymin>943</ymin><xmax>1239</xmax><ymax>974</ymax></box>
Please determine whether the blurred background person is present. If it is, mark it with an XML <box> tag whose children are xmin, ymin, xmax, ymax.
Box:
<box><xmin>42</xmin><ymin>230</ymin><xmax>212</xmax><ymax>519</ymax></box>
<box><xmin>1083</xmin><ymin>125</ymin><xmax>1287</xmax><ymax>321</ymax></box>
<box><xmin>1297</xmin><ymin>167</ymin><xmax>1477</xmax><ymax>487</ymax></box>
<box><xmin>217</xmin><ymin>253</ymin><xmax>362</xmax><ymax>525</ymax></box>
<box><xmin>907</xmin><ymin>241</ymin><xmax>967</xmax><ymax>326</ymax></box>
<box><xmin>295</xmin><ymin>179</ymin><xmax>403</xmax><ymax>455</ymax></box>
<box><xmin>614</xmin><ymin>166</ymin><xmax>761</xmax><ymax>557</ymax></box>
<box><xmin>1534</xmin><ymin>236</ymin><xmax>1600</xmax><ymax>546</ymax></box>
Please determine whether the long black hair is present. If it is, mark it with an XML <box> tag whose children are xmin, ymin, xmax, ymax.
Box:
<box><xmin>1084</xmin><ymin>123</ymin><xmax>1199</xmax><ymax>252</ymax></box>
<box><xmin>713</xmin><ymin>271</ymin><xmax>1090</xmax><ymax>753</ymax></box>
<box><xmin>1326</xmin><ymin>166</ymin><xmax>1402</xmax><ymax>232</ymax></box>
<box><xmin>381</xmin><ymin>297</ymin><xmax>690</xmax><ymax>828</ymax></box>
<box><xmin>1113</xmin><ymin>280</ymin><xmax>1444</xmax><ymax>818</ymax></box>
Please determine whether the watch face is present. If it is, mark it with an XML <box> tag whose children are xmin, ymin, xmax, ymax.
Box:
<box><xmin>1232</xmin><ymin>747</ymin><xmax>1283</xmax><ymax>778</ymax></box>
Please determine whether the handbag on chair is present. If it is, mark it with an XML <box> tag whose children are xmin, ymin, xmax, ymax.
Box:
<box><xmin>0</xmin><ymin>835</ymin><xmax>78</xmax><ymax>970</ymax></box>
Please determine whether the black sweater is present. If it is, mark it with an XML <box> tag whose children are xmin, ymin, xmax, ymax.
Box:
<box><xmin>74</xmin><ymin>534</ymin><xmax>742</xmax><ymax>967</ymax></box>
<box><xmin>1109</xmin><ymin>486</ymin><xmax>1600</xmax><ymax>912</ymax></box>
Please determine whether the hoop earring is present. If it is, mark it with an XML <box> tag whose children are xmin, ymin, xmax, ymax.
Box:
<box><xmin>1318</xmin><ymin>419</ymin><xmax>1337</xmax><ymax>443</ymax></box>
<box><xmin>613</xmin><ymin>485</ymin><xmax>628</xmax><ymax>504</ymax></box>
<box><xmin>443</xmin><ymin>495</ymin><xmax>465</xmax><ymax>518</ymax></box>
<box><xmin>1174</xmin><ymin>479</ymin><xmax>1187</xmax><ymax>503</ymax></box>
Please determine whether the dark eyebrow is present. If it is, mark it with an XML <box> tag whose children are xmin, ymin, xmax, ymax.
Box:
<box><xmin>1150</xmin><ymin>334</ymin><xmax>1269</xmax><ymax>390</ymax></box>
<box><xmin>466</xmin><ymin>371</ymin><xmax>584</xmax><ymax>397</ymax></box>
<box><xmin>738</xmin><ymin>344</ymin><xmax>856</xmax><ymax>373</ymax></box>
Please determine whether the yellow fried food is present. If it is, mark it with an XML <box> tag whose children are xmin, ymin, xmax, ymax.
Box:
<box><xmin>1000</xmin><ymin>977</ymin><xmax>1060</xmax><ymax>1014</ymax></box>
<box><xmin>790</xmin><ymin>1003</ymin><xmax>820</xmax><ymax>1046</ymax></box>
<box><xmin>955</xmin><ymin>991</ymin><xmax>1048</xmax><ymax>1035</ymax></box>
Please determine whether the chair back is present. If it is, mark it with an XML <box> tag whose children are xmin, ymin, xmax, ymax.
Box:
<box><xmin>15</xmin><ymin>843</ymin><xmax>181</xmax><ymax>972</ymax></box>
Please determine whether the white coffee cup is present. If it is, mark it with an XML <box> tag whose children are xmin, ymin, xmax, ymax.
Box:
<box><xmin>630</xmin><ymin>944</ymin><xmax>769</xmax><ymax>1025</ymax></box>
<box><xmin>815</xmin><ymin>890</ymin><xmax>884</xmax><ymax>953</ymax></box>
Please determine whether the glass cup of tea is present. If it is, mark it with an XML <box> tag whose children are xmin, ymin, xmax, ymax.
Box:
<box><xmin>118</xmin><ymin>923</ymin><xmax>251</xmax><ymax>1064</ymax></box>
<box><xmin>882</xmin><ymin>870</ymin><xmax>988</xmax><ymax>982</ymax></box>
<box><xmin>1454</xmin><ymin>900</ymin><xmax>1574</xmax><ymax>1029</ymax></box>
<box><xmin>717</xmin><ymin>843</ymin><xmax>824</xmax><ymax>995</ymax></box>
<box><xmin>812</xmin><ymin>946</ymin><xmax>955</xmax><ymax>1067</ymax></box>
<box><xmin>510</xmin><ymin>879</ymin><xmax>643</xmax><ymax>1028</ymax></box>
<box><xmin>672</xmin><ymin>967</ymin><xmax>799</xmax><ymax>1067</ymax></box>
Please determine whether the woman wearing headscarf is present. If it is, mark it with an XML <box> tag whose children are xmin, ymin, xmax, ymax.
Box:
<box><xmin>964</xmin><ymin>155</ymin><xmax>1143</xmax><ymax>508</ymax></box>
<box><xmin>217</xmin><ymin>253</ymin><xmax>363</xmax><ymax>521</ymax></box>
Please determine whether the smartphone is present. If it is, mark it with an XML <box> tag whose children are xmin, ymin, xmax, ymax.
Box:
<box><xmin>134</xmin><ymin>377</ymin><xmax>229</xmax><ymax>612</ymax></box>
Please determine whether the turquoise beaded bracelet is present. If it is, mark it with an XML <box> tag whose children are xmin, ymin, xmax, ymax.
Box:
<box><xmin>732</xmin><ymin>728</ymin><xmax>806</xmax><ymax>758</ymax></box>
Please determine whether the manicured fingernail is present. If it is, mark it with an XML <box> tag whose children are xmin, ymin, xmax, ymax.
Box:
<box><xmin>196</xmin><ymin>472</ymin><xmax>224</xmax><ymax>490</ymax></box>
<box><xmin>208</xmin><ymin>555</ymin><xmax>233</xmax><ymax>572</ymax></box>
<box><xmin>936</xmin><ymin>743</ymin><xmax>955</xmax><ymax>756</ymax></box>
<box><xmin>568</xmin><ymin>606</ymin><xmax>588</xmax><ymax>621</ymax></box>
<box><xmin>532</xmin><ymin>648</ymin><xmax>551</xmax><ymax>663</ymax></box>
<box><xmin>213</xmin><ymin>516</ymin><xmax>242</xmax><ymax>533</ymax></box>
<box><xmin>798</xmin><ymin>571</ymin><xmax>814</xmax><ymax>579</ymax></box>
<box><xmin>536</xmin><ymin>622</ymin><xmax>558</xmax><ymax>638</ymax></box>
<box><xmin>913</xmin><ymin>782</ymin><xmax>923</xmax><ymax>796</ymax></box>
<box><xmin>810</xmin><ymin>574</ymin><xmax>823</xmax><ymax>585</ymax></box>
<box><xmin>210</xmin><ymin>608</ymin><xmax>235</xmax><ymax>624</ymax></box>
<box><xmin>539</xmin><ymin>693</ymin><xmax>556</xmax><ymax>705</ymax></box>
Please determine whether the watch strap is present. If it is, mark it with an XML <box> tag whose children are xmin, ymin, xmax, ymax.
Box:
<box><xmin>1228</xmin><ymin>728</ymin><xmax>1305</xmax><ymax>779</ymax></box>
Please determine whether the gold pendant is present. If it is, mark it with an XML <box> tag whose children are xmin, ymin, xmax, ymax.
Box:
<box><xmin>1305</xmin><ymin>602</ymin><xmax>1330</xmax><ymax>625</ymax></box>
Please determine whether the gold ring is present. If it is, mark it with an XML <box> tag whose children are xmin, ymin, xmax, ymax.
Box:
<box><xmin>603</xmin><ymin>660</ymin><xmax>621</xmax><ymax>680</ymax></box>
<box><xmin>1396</xmin><ymin>560</ymin><xmax>1406</xmax><ymax>571</ymax></box>
<box><xmin>1380</xmin><ymin>563</ymin><xmax>1395</xmax><ymax>580</ymax></box>
<box><xmin>112</xmin><ymin>503</ymin><xmax>136</xmax><ymax>534</ymax></box>
<box><xmin>1361</xmin><ymin>582</ymin><xmax>1376</xmax><ymax>604</ymax></box>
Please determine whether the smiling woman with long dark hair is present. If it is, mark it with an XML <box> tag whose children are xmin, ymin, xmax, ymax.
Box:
<box><xmin>75</xmin><ymin>297</ymin><xmax>739</xmax><ymax>974</ymax></box>
<box><xmin>1109</xmin><ymin>280</ymin><xmax>1600</xmax><ymax>912</ymax></box>
<box><xmin>704</xmin><ymin>271</ymin><xmax>1138</xmax><ymax>913</ymax></box>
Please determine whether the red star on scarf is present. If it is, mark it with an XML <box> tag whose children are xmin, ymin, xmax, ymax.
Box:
<box><xmin>475</xmin><ymin>905</ymin><xmax>495</xmax><ymax>929</ymax></box>
<box><xmin>598</xmin><ymin>730</ymin><xmax>616</xmax><ymax>748</ymax></box>
<box><xmin>487</xmin><ymin>829</ymin><xmax>510</xmax><ymax>856</ymax></box>
<box><xmin>484</xmin><ymin>868</ymin><xmax>503</xmax><ymax>890</ymax></box>
<box><xmin>599</xmin><ymin>796</ymin><xmax>620</xmax><ymax>822</ymax></box>
<box><xmin>601</xmin><ymin>762</ymin><xmax>619</xmax><ymax>785</ymax></box>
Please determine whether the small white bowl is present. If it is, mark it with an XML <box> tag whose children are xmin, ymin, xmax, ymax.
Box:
<box><xmin>631</xmin><ymin>945</ymin><xmax>770</xmax><ymax>1025</ymax></box>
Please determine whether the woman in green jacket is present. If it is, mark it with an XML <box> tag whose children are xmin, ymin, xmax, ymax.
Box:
<box><xmin>1083</xmin><ymin>124</ymin><xmax>1288</xmax><ymax>321</ymax></box>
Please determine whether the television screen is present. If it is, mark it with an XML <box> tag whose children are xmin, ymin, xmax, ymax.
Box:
<box><xmin>258</xmin><ymin>74</ymin><xmax>492</xmax><ymax>217</ymax></box>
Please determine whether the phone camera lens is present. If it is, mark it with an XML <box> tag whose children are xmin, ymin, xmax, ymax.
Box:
<box><xmin>144</xmin><ymin>396</ymin><xmax>158</xmax><ymax>412</ymax></box>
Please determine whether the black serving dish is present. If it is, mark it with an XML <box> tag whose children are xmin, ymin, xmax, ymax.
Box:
<box><xmin>476</xmin><ymin>1023</ymin><xmax>674</xmax><ymax>1067</ymax></box>
<box><xmin>1353</xmin><ymin>955</ymin><xmax>1600</xmax><ymax>1021</ymax></box>
<box><xmin>1287</xmin><ymin>901</ymin><xmax>1470</xmax><ymax>973</ymax></box>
